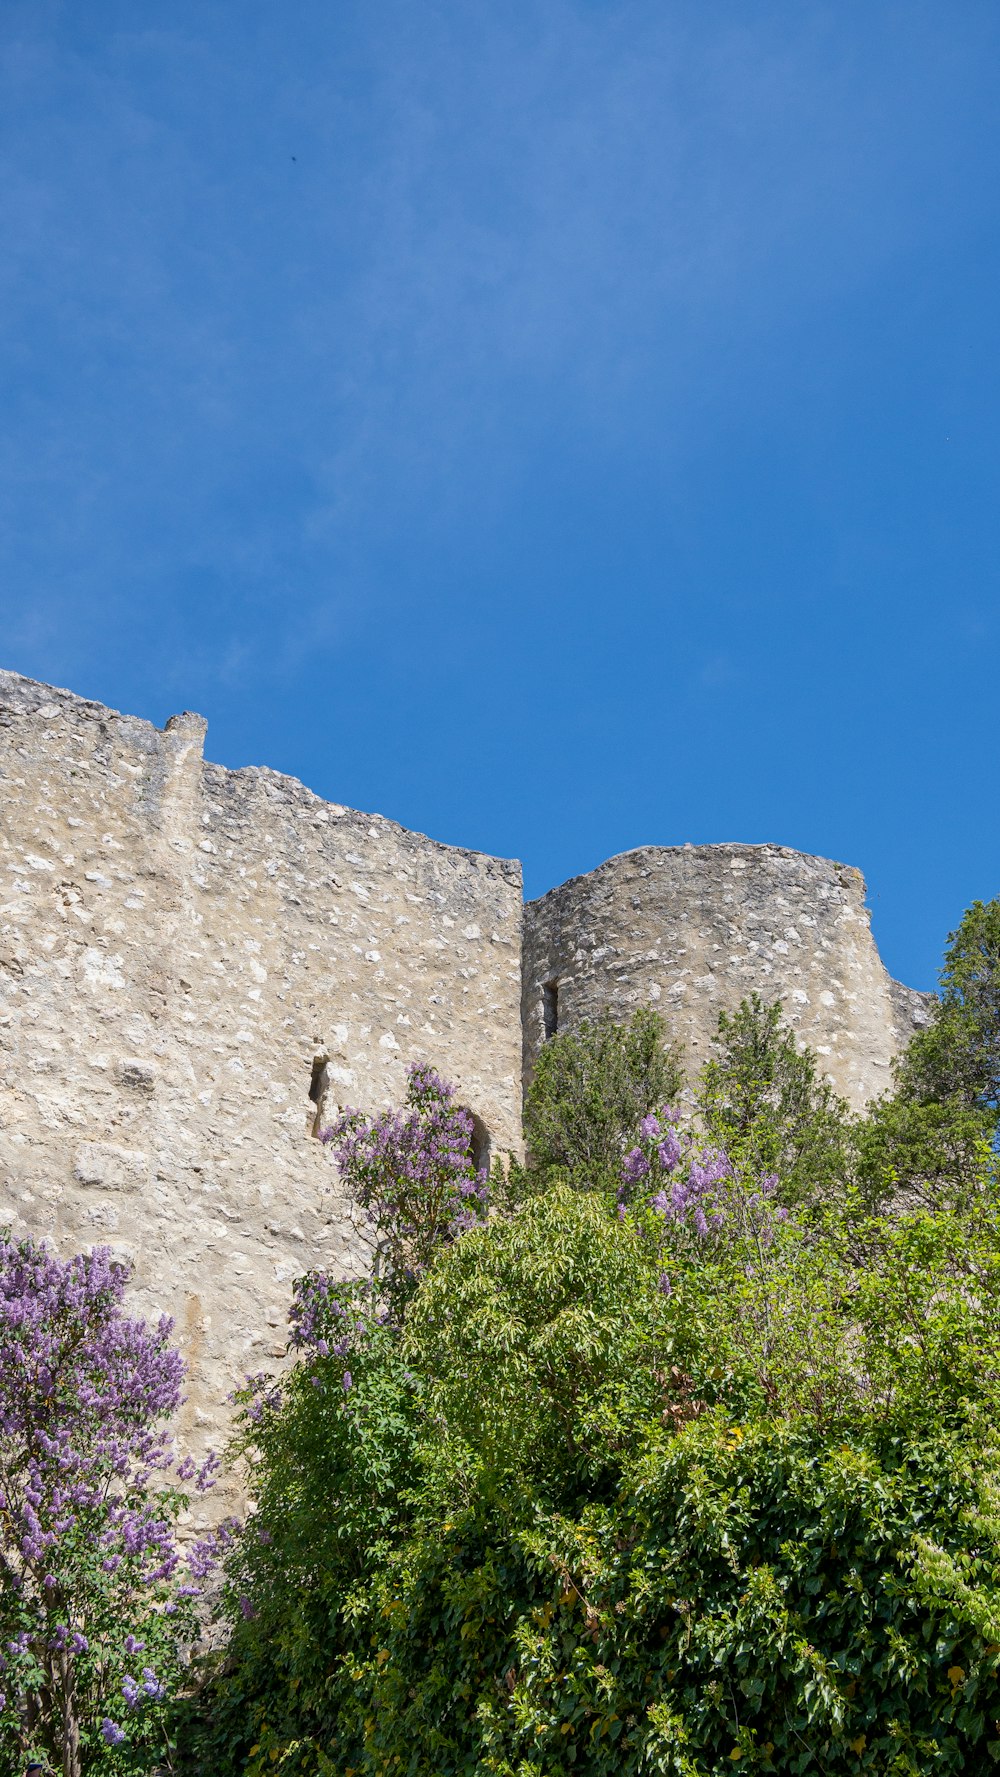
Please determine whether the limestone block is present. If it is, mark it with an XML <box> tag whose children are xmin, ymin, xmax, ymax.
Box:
<box><xmin>73</xmin><ymin>1141</ymin><xmax>149</xmax><ymax>1192</ymax></box>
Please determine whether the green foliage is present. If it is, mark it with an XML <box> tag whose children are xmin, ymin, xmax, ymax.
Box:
<box><xmin>189</xmin><ymin>1172</ymin><xmax>1000</xmax><ymax>1775</ymax></box>
<box><xmin>402</xmin><ymin>1188</ymin><xmax>667</xmax><ymax>1508</ymax></box>
<box><xmin>667</xmin><ymin>1193</ymin><xmax>1000</xmax><ymax>1440</ymax></box>
<box><xmin>181</xmin><ymin>903</ymin><xmax>1000</xmax><ymax>1774</ymax></box>
<box><xmin>479</xmin><ymin>1420</ymin><xmax>1000</xmax><ymax>1775</ymax></box>
<box><xmin>897</xmin><ymin>899</ymin><xmax>1000</xmax><ymax>1115</ymax></box>
<box><xmin>850</xmin><ymin>898</ymin><xmax>1000</xmax><ymax>1212</ymax></box>
<box><xmin>341</xmin><ymin>1420</ymin><xmax>1000</xmax><ymax>1776</ymax></box>
<box><xmin>181</xmin><ymin>1293</ymin><xmax>422</xmax><ymax>1774</ymax></box>
<box><xmin>697</xmin><ymin>992</ymin><xmax>851</xmax><ymax>1208</ymax></box>
<box><xmin>850</xmin><ymin>1091</ymin><xmax>995</xmax><ymax>1214</ymax></box>
<box><xmin>523</xmin><ymin>1007</ymin><xmax>682</xmax><ymax>1186</ymax></box>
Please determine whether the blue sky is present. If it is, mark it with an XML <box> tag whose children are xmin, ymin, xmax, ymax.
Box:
<box><xmin>2</xmin><ymin>2</ymin><xmax>998</xmax><ymax>990</ymax></box>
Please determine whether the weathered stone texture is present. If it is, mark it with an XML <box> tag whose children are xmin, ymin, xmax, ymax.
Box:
<box><xmin>523</xmin><ymin>844</ymin><xmax>932</xmax><ymax>1112</ymax></box>
<box><xmin>0</xmin><ymin>671</ymin><xmax>523</xmax><ymax>1495</ymax></box>
<box><xmin>1</xmin><ymin>672</ymin><xmax>938</xmax><ymax>1496</ymax></box>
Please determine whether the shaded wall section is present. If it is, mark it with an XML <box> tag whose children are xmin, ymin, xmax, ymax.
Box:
<box><xmin>0</xmin><ymin>671</ymin><xmax>522</xmax><ymax>1490</ymax></box>
<box><xmin>523</xmin><ymin>844</ymin><xmax>931</xmax><ymax>1113</ymax></box>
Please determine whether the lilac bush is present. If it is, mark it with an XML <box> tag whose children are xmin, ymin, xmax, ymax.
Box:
<box><xmin>288</xmin><ymin>1270</ymin><xmax>383</xmax><ymax>1355</ymax></box>
<box><xmin>322</xmin><ymin>1062</ymin><xmax>489</xmax><ymax>1313</ymax></box>
<box><xmin>0</xmin><ymin>1233</ymin><xmax>230</xmax><ymax>1775</ymax></box>
<box><xmin>618</xmin><ymin>1108</ymin><xmax>836</xmax><ymax>1418</ymax></box>
<box><xmin>620</xmin><ymin>1106</ymin><xmax>790</xmax><ymax>1280</ymax></box>
<box><xmin>619</xmin><ymin>1106</ymin><xmax>731</xmax><ymax>1231</ymax></box>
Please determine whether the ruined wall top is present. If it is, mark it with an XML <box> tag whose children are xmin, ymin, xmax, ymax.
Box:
<box><xmin>0</xmin><ymin>669</ymin><xmax>523</xmax><ymax>1499</ymax></box>
<box><xmin>522</xmin><ymin>842</ymin><xmax>932</xmax><ymax>1111</ymax></box>
<box><xmin>2</xmin><ymin>668</ymin><xmax>942</xmax><ymax>1493</ymax></box>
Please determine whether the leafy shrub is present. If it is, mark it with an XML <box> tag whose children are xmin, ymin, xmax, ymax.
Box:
<box><xmin>342</xmin><ymin>1419</ymin><xmax>1000</xmax><ymax>1776</ymax></box>
<box><xmin>697</xmin><ymin>992</ymin><xmax>851</xmax><ymax>1209</ymax></box>
<box><xmin>189</xmin><ymin>1284</ymin><xmax>421</xmax><ymax>1775</ymax></box>
<box><xmin>402</xmin><ymin>1187</ymin><xmax>669</xmax><ymax>1509</ymax></box>
<box><xmin>523</xmin><ymin>1007</ymin><xmax>682</xmax><ymax>1185</ymax></box>
<box><xmin>192</xmin><ymin>1154</ymin><xmax>1000</xmax><ymax>1775</ymax></box>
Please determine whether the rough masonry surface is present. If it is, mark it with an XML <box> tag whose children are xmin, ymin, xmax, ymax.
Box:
<box><xmin>523</xmin><ymin>844</ymin><xmax>931</xmax><ymax>1112</ymax></box>
<box><xmin>0</xmin><ymin>671</ymin><xmax>522</xmax><ymax>1498</ymax></box>
<box><xmin>1</xmin><ymin>671</ymin><xmax>935</xmax><ymax>1488</ymax></box>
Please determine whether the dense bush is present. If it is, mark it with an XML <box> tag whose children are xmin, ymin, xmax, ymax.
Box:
<box><xmin>852</xmin><ymin>901</ymin><xmax>1000</xmax><ymax>1213</ymax></box>
<box><xmin>0</xmin><ymin>1236</ymin><xmax>226</xmax><ymax>1775</ymax></box>
<box><xmin>333</xmin><ymin>1418</ymin><xmax>1000</xmax><ymax>1775</ymax></box>
<box><xmin>522</xmin><ymin>1006</ymin><xmax>682</xmax><ymax>1185</ymax></box>
<box><xmin>175</xmin><ymin>893</ymin><xmax>1000</xmax><ymax>1772</ymax></box>
<box><xmin>897</xmin><ymin>899</ymin><xmax>1000</xmax><ymax>1116</ymax></box>
<box><xmin>186</xmin><ymin>1282</ymin><xmax>422</xmax><ymax>1775</ymax></box>
<box><xmin>182</xmin><ymin>965</ymin><xmax>1000</xmax><ymax>1772</ymax></box>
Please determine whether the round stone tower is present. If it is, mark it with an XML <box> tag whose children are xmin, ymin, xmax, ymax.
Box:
<box><xmin>522</xmin><ymin>844</ymin><xmax>932</xmax><ymax>1112</ymax></box>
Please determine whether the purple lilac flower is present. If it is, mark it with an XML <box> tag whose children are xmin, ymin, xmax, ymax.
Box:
<box><xmin>620</xmin><ymin>1108</ymin><xmax>792</xmax><ymax>1269</ymax></box>
<box><xmin>0</xmin><ymin>1232</ymin><xmax>232</xmax><ymax>1757</ymax></box>
<box><xmin>141</xmin><ymin>1666</ymin><xmax>165</xmax><ymax>1700</ymax></box>
<box><xmin>306</xmin><ymin>1062</ymin><xmax>490</xmax><ymax>1325</ymax></box>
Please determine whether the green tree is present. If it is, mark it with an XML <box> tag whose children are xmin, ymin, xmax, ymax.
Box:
<box><xmin>697</xmin><ymin>992</ymin><xmax>851</xmax><ymax>1206</ymax></box>
<box><xmin>522</xmin><ymin>1007</ymin><xmax>682</xmax><ymax>1186</ymax></box>
<box><xmin>403</xmin><ymin>1186</ymin><xmax>667</xmax><ymax>1509</ymax></box>
<box><xmin>199</xmin><ymin>1180</ymin><xmax>1000</xmax><ymax>1777</ymax></box>
<box><xmin>898</xmin><ymin>898</ymin><xmax>1000</xmax><ymax>1116</ymax></box>
<box><xmin>852</xmin><ymin>899</ymin><xmax>1000</xmax><ymax>1213</ymax></box>
<box><xmin>851</xmin><ymin>1089</ymin><xmax>995</xmax><ymax>1213</ymax></box>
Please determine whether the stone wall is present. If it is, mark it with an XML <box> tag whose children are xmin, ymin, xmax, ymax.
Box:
<box><xmin>1</xmin><ymin>672</ymin><xmax>940</xmax><ymax>1494</ymax></box>
<box><xmin>0</xmin><ymin>671</ymin><xmax>523</xmax><ymax>1494</ymax></box>
<box><xmin>523</xmin><ymin>844</ymin><xmax>932</xmax><ymax>1112</ymax></box>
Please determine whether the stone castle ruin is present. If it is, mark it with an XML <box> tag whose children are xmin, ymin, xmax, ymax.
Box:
<box><xmin>523</xmin><ymin>844</ymin><xmax>929</xmax><ymax>1109</ymax></box>
<box><xmin>0</xmin><ymin>668</ymin><xmax>930</xmax><ymax>1464</ymax></box>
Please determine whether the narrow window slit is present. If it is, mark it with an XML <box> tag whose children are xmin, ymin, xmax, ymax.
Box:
<box><xmin>542</xmin><ymin>979</ymin><xmax>559</xmax><ymax>1041</ymax></box>
<box><xmin>458</xmin><ymin>1106</ymin><xmax>491</xmax><ymax>1175</ymax></box>
<box><xmin>308</xmin><ymin>1052</ymin><xmax>331</xmax><ymax>1138</ymax></box>
<box><xmin>469</xmin><ymin>1113</ymin><xmax>491</xmax><ymax>1175</ymax></box>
